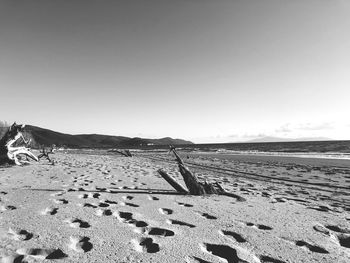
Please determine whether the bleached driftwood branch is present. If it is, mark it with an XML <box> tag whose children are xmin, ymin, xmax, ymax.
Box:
<box><xmin>0</xmin><ymin>123</ymin><xmax>38</xmax><ymax>166</ymax></box>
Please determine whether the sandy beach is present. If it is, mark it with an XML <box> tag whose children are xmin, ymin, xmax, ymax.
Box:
<box><xmin>0</xmin><ymin>151</ymin><xmax>349</xmax><ymax>263</ymax></box>
<box><xmin>2</xmin><ymin>0</ymin><xmax>350</xmax><ymax>262</ymax></box>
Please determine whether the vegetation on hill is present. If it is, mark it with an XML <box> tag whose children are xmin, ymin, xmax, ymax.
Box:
<box><xmin>0</xmin><ymin>124</ymin><xmax>193</xmax><ymax>149</ymax></box>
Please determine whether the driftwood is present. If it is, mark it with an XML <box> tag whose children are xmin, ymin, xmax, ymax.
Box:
<box><xmin>109</xmin><ymin>149</ymin><xmax>133</xmax><ymax>157</ymax></box>
<box><xmin>124</xmin><ymin>150</ymin><xmax>132</xmax><ymax>157</ymax></box>
<box><xmin>158</xmin><ymin>146</ymin><xmax>246</xmax><ymax>201</ymax></box>
<box><xmin>158</xmin><ymin>169</ymin><xmax>188</xmax><ymax>194</ymax></box>
<box><xmin>38</xmin><ymin>146</ymin><xmax>55</xmax><ymax>164</ymax></box>
<box><xmin>0</xmin><ymin>123</ymin><xmax>38</xmax><ymax>166</ymax></box>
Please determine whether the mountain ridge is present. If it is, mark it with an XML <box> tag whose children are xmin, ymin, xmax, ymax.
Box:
<box><xmin>0</xmin><ymin>125</ymin><xmax>193</xmax><ymax>148</ymax></box>
<box><xmin>245</xmin><ymin>136</ymin><xmax>333</xmax><ymax>143</ymax></box>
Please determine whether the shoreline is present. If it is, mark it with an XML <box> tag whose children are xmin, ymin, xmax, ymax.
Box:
<box><xmin>185</xmin><ymin>152</ymin><xmax>350</xmax><ymax>168</ymax></box>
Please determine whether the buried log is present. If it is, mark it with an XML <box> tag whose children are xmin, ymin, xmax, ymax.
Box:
<box><xmin>0</xmin><ymin>123</ymin><xmax>38</xmax><ymax>166</ymax></box>
<box><xmin>157</xmin><ymin>146</ymin><xmax>246</xmax><ymax>201</ymax></box>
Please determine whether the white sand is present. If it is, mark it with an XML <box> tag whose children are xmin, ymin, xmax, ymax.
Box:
<box><xmin>0</xmin><ymin>152</ymin><xmax>349</xmax><ymax>263</ymax></box>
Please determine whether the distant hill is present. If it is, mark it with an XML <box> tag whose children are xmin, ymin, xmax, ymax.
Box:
<box><xmin>246</xmin><ymin>136</ymin><xmax>332</xmax><ymax>143</ymax></box>
<box><xmin>0</xmin><ymin>125</ymin><xmax>193</xmax><ymax>148</ymax></box>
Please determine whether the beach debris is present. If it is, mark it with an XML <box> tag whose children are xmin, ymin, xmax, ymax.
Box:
<box><xmin>69</xmin><ymin>236</ymin><xmax>93</xmax><ymax>253</ymax></box>
<box><xmin>157</xmin><ymin>146</ymin><xmax>246</xmax><ymax>201</ymax></box>
<box><xmin>158</xmin><ymin>169</ymin><xmax>188</xmax><ymax>194</ymax></box>
<box><xmin>16</xmin><ymin>247</ymin><xmax>67</xmax><ymax>260</ymax></box>
<box><xmin>0</xmin><ymin>122</ymin><xmax>38</xmax><ymax>166</ymax></box>
<box><xmin>38</xmin><ymin>145</ymin><xmax>55</xmax><ymax>165</ymax></box>
<box><xmin>108</xmin><ymin>149</ymin><xmax>133</xmax><ymax>157</ymax></box>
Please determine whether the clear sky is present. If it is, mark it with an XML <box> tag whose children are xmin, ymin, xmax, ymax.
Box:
<box><xmin>1</xmin><ymin>0</ymin><xmax>349</xmax><ymax>143</ymax></box>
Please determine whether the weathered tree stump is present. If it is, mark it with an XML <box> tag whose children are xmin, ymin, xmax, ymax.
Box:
<box><xmin>0</xmin><ymin>123</ymin><xmax>38</xmax><ymax>166</ymax></box>
<box><xmin>158</xmin><ymin>146</ymin><xmax>246</xmax><ymax>201</ymax></box>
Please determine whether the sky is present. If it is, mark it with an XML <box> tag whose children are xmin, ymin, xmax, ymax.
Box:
<box><xmin>1</xmin><ymin>0</ymin><xmax>349</xmax><ymax>143</ymax></box>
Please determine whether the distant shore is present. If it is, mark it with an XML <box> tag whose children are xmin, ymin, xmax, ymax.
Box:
<box><xmin>188</xmin><ymin>152</ymin><xmax>350</xmax><ymax>167</ymax></box>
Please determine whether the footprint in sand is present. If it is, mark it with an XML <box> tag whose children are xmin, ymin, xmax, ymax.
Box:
<box><xmin>52</xmin><ymin>199</ymin><xmax>68</xmax><ymax>204</ymax></box>
<box><xmin>69</xmin><ymin>236</ymin><xmax>93</xmax><ymax>253</ymax></box>
<box><xmin>146</xmin><ymin>227</ymin><xmax>175</xmax><ymax>237</ymax></box>
<box><xmin>246</xmin><ymin>222</ymin><xmax>273</xmax><ymax>230</ymax></box>
<box><xmin>187</xmin><ymin>256</ymin><xmax>212</xmax><ymax>263</ymax></box>
<box><xmin>324</xmin><ymin>224</ymin><xmax>350</xmax><ymax>234</ymax></box>
<box><xmin>148</xmin><ymin>196</ymin><xmax>159</xmax><ymax>201</ymax></box>
<box><xmin>119</xmin><ymin>202</ymin><xmax>139</xmax><ymax>207</ymax></box>
<box><xmin>219</xmin><ymin>230</ymin><xmax>247</xmax><ymax>243</ymax></box>
<box><xmin>314</xmin><ymin>223</ymin><xmax>350</xmax><ymax>248</ymax></box>
<box><xmin>0</xmin><ymin>253</ymin><xmax>26</xmax><ymax>263</ymax></box>
<box><xmin>177</xmin><ymin>202</ymin><xmax>193</xmax><ymax>207</ymax></box>
<box><xmin>95</xmin><ymin>209</ymin><xmax>113</xmax><ymax>216</ymax></box>
<box><xmin>16</xmin><ymin>247</ymin><xmax>67</xmax><ymax>260</ymax></box>
<box><xmin>50</xmin><ymin>191</ymin><xmax>65</xmax><ymax>197</ymax></box>
<box><xmin>122</xmin><ymin>195</ymin><xmax>134</xmax><ymax>200</ymax></box>
<box><xmin>325</xmin><ymin>225</ymin><xmax>350</xmax><ymax>248</ymax></box>
<box><xmin>40</xmin><ymin>207</ymin><xmax>58</xmax><ymax>215</ymax></box>
<box><xmin>98</xmin><ymin>202</ymin><xmax>110</xmax><ymax>208</ymax></box>
<box><xmin>114</xmin><ymin>211</ymin><xmax>148</xmax><ymax>227</ymax></box>
<box><xmin>78</xmin><ymin>194</ymin><xmax>89</xmax><ymax>199</ymax></box>
<box><xmin>0</xmin><ymin>205</ymin><xmax>17</xmax><ymax>211</ymax></box>
<box><xmin>295</xmin><ymin>240</ymin><xmax>329</xmax><ymax>254</ymax></box>
<box><xmin>104</xmin><ymin>200</ymin><xmax>118</xmax><ymax>205</ymax></box>
<box><xmin>308</xmin><ymin>205</ymin><xmax>333</xmax><ymax>212</ymax></box>
<box><xmin>260</xmin><ymin>255</ymin><xmax>287</xmax><ymax>263</ymax></box>
<box><xmin>272</xmin><ymin>197</ymin><xmax>287</xmax><ymax>203</ymax></box>
<box><xmin>65</xmin><ymin>218</ymin><xmax>91</xmax><ymax>228</ymax></box>
<box><xmin>166</xmin><ymin>219</ymin><xmax>196</xmax><ymax>228</ymax></box>
<box><xmin>88</xmin><ymin>193</ymin><xmax>101</xmax><ymax>199</ymax></box>
<box><xmin>82</xmin><ymin>203</ymin><xmax>98</xmax><ymax>208</ymax></box>
<box><xmin>200</xmin><ymin>243</ymin><xmax>260</xmax><ymax>263</ymax></box>
<box><xmin>8</xmin><ymin>227</ymin><xmax>33</xmax><ymax>241</ymax></box>
<box><xmin>158</xmin><ymin>208</ymin><xmax>173</xmax><ymax>215</ymax></box>
<box><xmin>198</xmin><ymin>213</ymin><xmax>217</xmax><ymax>220</ymax></box>
<box><xmin>137</xmin><ymin>227</ymin><xmax>175</xmax><ymax>237</ymax></box>
<box><xmin>132</xmin><ymin>237</ymin><xmax>160</xmax><ymax>253</ymax></box>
